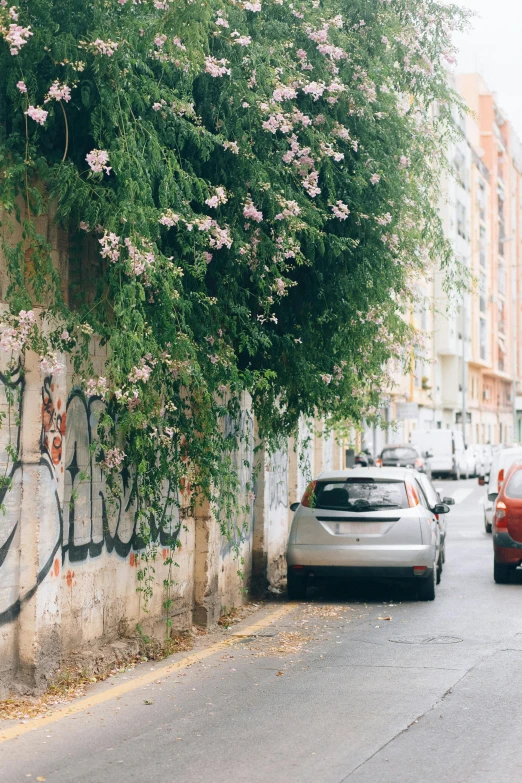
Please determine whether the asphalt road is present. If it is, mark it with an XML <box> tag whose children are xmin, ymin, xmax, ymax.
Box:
<box><xmin>2</xmin><ymin>478</ymin><xmax>522</xmax><ymax>783</ymax></box>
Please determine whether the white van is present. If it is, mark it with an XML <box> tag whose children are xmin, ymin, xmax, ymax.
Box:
<box><xmin>409</xmin><ymin>429</ymin><xmax>465</xmax><ymax>479</ymax></box>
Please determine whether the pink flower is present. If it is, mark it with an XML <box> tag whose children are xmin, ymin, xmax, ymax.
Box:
<box><xmin>159</xmin><ymin>210</ymin><xmax>180</xmax><ymax>227</ymax></box>
<box><xmin>86</xmin><ymin>149</ymin><xmax>111</xmax><ymax>175</ymax></box>
<box><xmin>128</xmin><ymin>362</ymin><xmax>152</xmax><ymax>383</ymax></box>
<box><xmin>79</xmin><ymin>221</ymin><xmax>90</xmax><ymax>231</ymax></box>
<box><xmin>39</xmin><ymin>354</ymin><xmax>65</xmax><ymax>376</ymax></box>
<box><xmin>92</xmin><ymin>39</ymin><xmax>118</xmax><ymax>56</ymax></box>
<box><xmin>86</xmin><ymin>376</ymin><xmax>108</xmax><ymax>399</ymax></box>
<box><xmin>331</xmin><ymin>201</ymin><xmax>350</xmax><ymax>220</ymax></box>
<box><xmin>235</xmin><ymin>36</ymin><xmax>251</xmax><ymax>46</ymax></box>
<box><xmin>205</xmin><ymin>56</ymin><xmax>230</xmax><ymax>77</ymax></box>
<box><xmin>205</xmin><ymin>186</ymin><xmax>227</xmax><ymax>208</ymax></box>
<box><xmin>400</xmin><ymin>155</ymin><xmax>410</xmax><ymax>168</ymax></box>
<box><xmin>45</xmin><ymin>81</ymin><xmax>71</xmax><ymax>103</ymax></box>
<box><xmin>99</xmin><ymin>232</ymin><xmax>120</xmax><ymax>262</ymax></box>
<box><xmin>16</xmin><ymin>80</ymin><xmax>27</xmax><ymax>93</ymax></box>
<box><xmin>243</xmin><ymin>199</ymin><xmax>263</xmax><ymax>223</ymax></box>
<box><xmin>103</xmin><ymin>447</ymin><xmax>125</xmax><ymax>470</ymax></box>
<box><xmin>223</xmin><ymin>140</ymin><xmax>239</xmax><ymax>154</ymax></box>
<box><xmin>25</xmin><ymin>105</ymin><xmax>48</xmax><ymax>125</ymax></box>
<box><xmin>124</xmin><ymin>237</ymin><xmax>155</xmax><ymax>276</ymax></box>
<box><xmin>243</xmin><ymin>0</ymin><xmax>261</xmax><ymax>10</ymax></box>
<box><xmin>5</xmin><ymin>20</ymin><xmax>33</xmax><ymax>55</ymax></box>
<box><xmin>302</xmin><ymin>81</ymin><xmax>326</xmax><ymax>100</ymax></box>
<box><xmin>370</xmin><ymin>174</ymin><xmax>381</xmax><ymax>185</ymax></box>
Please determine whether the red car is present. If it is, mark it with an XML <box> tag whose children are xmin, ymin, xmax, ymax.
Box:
<box><xmin>493</xmin><ymin>461</ymin><xmax>522</xmax><ymax>583</ymax></box>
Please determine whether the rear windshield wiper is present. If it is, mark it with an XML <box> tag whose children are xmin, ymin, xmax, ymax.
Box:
<box><xmin>345</xmin><ymin>503</ymin><xmax>402</xmax><ymax>511</ymax></box>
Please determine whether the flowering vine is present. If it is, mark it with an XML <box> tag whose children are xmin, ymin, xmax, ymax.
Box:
<box><xmin>0</xmin><ymin>0</ymin><xmax>469</xmax><ymax>608</ymax></box>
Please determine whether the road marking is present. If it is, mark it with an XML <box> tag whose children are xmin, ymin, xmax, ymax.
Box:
<box><xmin>450</xmin><ymin>488</ymin><xmax>474</xmax><ymax>505</ymax></box>
<box><xmin>0</xmin><ymin>603</ymin><xmax>295</xmax><ymax>744</ymax></box>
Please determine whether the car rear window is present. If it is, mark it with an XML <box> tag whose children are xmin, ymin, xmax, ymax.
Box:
<box><xmin>313</xmin><ymin>479</ymin><xmax>409</xmax><ymax>511</ymax></box>
<box><xmin>505</xmin><ymin>469</ymin><xmax>522</xmax><ymax>499</ymax></box>
<box><xmin>381</xmin><ymin>447</ymin><xmax>418</xmax><ymax>461</ymax></box>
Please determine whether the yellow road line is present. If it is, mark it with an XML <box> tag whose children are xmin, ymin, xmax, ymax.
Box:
<box><xmin>0</xmin><ymin>603</ymin><xmax>295</xmax><ymax>744</ymax></box>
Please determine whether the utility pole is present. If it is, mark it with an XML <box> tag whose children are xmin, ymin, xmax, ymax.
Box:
<box><xmin>462</xmin><ymin>296</ymin><xmax>467</xmax><ymax>446</ymax></box>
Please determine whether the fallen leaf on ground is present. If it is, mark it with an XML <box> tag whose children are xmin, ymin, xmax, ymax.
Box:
<box><xmin>377</xmin><ymin>616</ymin><xmax>392</xmax><ymax>621</ymax></box>
<box><xmin>276</xmin><ymin>671</ymin><xmax>284</xmax><ymax>676</ymax></box>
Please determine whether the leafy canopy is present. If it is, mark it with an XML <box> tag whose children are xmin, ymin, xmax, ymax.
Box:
<box><xmin>0</xmin><ymin>0</ymin><xmax>467</xmax><ymax>524</ymax></box>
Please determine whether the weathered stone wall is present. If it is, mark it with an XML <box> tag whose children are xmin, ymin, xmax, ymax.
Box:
<box><xmin>0</xmin><ymin>214</ymin><xmax>346</xmax><ymax>695</ymax></box>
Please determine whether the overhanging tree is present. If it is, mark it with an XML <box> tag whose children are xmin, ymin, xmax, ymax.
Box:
<box><xmin>0</xmin><ymin>0</ymin><xmax>468</xmax><ymax>538</ymax></box>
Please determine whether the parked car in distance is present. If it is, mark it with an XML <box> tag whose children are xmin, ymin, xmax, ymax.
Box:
<box><xmin>287</xmin><ymin>467</ymin><xmax>448</xmax><ymax>601</ymax></box>
<box><xmin>376</xmin><ymin>444</ymin><xmax>431</xmax><ymax>477</ymax></box>
<box><xmin>473</xmin><ymin>444</ymin><xmax>493</xmax><ymax>479</ymax></box>
<box><xmin>457</xmin><ymin>446</ymin><xmax>477</xmax><ymax>479</ymax></box>
<box><xmin>492</xmin><ymin>461</ymin><xmax>522</xmax><ymax>583</ymax></box>
<box><xmin>409</xmin><ymin>429</ymin><xmax>465</xmax><ymax>479</ymax></box>
<box><xmin>484</xmin><ymin>446</ymin><xmax>522</xmax><ymax>533</ymax></box>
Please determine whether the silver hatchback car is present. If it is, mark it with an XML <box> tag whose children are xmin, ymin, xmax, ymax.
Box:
<box><xmin>287</xmin><ymin>467</ymin><xmax>449</xmax><ymax>601</ymax></box>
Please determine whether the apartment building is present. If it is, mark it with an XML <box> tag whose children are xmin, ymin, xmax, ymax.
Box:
<box><xmin>458</xmin><ymin>73</ymin><xmax>522</xmax><ymax>445</ymax></box>
<box><xmin>367</xmin><ymin>73</ymin><xmax>522</xmax><ymax>455</ymax></box>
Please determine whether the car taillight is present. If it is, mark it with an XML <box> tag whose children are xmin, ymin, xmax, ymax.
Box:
<box><xmin>494</xmin><ymin>500</ymin><xmax>508</xmax><ymax>530</ymax></box>
<box><xmin>406</xmin><ymin>482</ymin><xmax>419</xmax><ymax>507</ymax></box>
<box><xmin>375</xmin><ymin>458</ymin><xmax>383</xmax><ymax>467</ymax></box>
<box><xmin>498</xmin><ymin>469</ymin><xmax>504</xmax><ymax>493</ymax></box>
<box><xmin>414</xmin><ymin>457</ymin><xmax>424</xmax><ymax>469</ymax></box>
<box><xmin>301</xmin><ymin>480</ymin><xmax>317</xmax><ymax>508</ymax></box>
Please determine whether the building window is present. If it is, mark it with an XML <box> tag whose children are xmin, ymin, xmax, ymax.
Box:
<box><xmin>498</xmin><ymin>191</ymin><xmax>505</xmax><ymax>256</ymax></box>
<box><xmin>480</xmin><ymin>318</ymin><xmax>487</xmax><ymax>361</ymax></box>
<box><xmin>456</xmin><ymin>201</ymin><xmax>466</xmax><ymax>239</ymax></box>
<box><xmin>498</xmin><ymin>262</ymin><xmax>505</xmax><ymax>296</ymax></box>
<box><xmin>478</xmin><ymin>181</ymin><xmax>486</xmax><ymax>223</ymax></box>
<box><xmin>498</xmin><ymin>300</ymin><xmax>505</xmax><ymax>334</ymax></box>
<box><xmin>479</xmin><ymin>225</ymin><xmax>486</xmax><ymax>267</ymax></box>
<box><xmin>480</xmin><ymin>273</ymin><xmax>487</xmax><ymax>313</ymax></box>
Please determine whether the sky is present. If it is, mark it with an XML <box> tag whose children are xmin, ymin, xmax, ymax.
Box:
<box><xmin>453</xmin><ymin>0</ymin><xmax>522</xmax><ymax>136</ymax></box>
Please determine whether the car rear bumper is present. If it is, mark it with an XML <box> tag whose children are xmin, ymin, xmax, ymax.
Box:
<box><xmin>287</xmin><ymin>543</ymin><xmax>435</xmax><ymax>570</ymax></box>
<box><xmin>494</xmin><ymin>532</ymin><xmax>522</xmax><ymax>564</ymax></box>
<box><xmin>288</xmin><ymin>565</ymin><xmax>434</xmax><ymax>581</ymax></box>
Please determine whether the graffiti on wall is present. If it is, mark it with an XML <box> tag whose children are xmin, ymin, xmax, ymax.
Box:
<box><xmin>220</xmin><ymin>403</ymin><xmax>255</xmax><ymax>555</ymax></box>
<box><xmin>0</xmin><ymin>380</ymin><xmax>180</xmax><ymax>626</ymax></box>
<box><xmin>267</xmin><ymin>448</ymin><xmax>288</xmax><ymax>516</ymax></box>
<box><xmin>63</xmin><ymin>391</ymin><xmax>179</xmax><ymax>562</ymax></box>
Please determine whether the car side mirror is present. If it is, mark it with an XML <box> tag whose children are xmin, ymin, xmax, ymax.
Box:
<box><xmin>433</xmin><ymin>503</ymin><xmax>450</xmax><ymax>515</ymax></box>
<box><xmin>442</xmin><ymin>497</ymin><xmax>455</xmax><ymax>506</ymax></box>
<box><xmin>488</xmin><ymin>492</ymin><xmax>498</xmax><ymax>503</ymax></box>
<box><xmin>478</xmin><ymin>476</ymin><xmax>485</xmax><ymax>486</ymax></box>
<box><xmin>290</xmin><ymin>502</ymin><xmax>300</xmax><ymax>512</ymax></box>
<box><xmin>424</xmin><ymin>451</ymin><xmax>433</xmax><ymax>459</ymax></box>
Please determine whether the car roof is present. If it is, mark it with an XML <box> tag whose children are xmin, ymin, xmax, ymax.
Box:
<box><xmin>317</xmin><ymin>467</ymin><xmax>414</xmax><ymax>481</ymax></box>
<box><xmin>381</xmin><ymin>443</ymin><xmax>418</xmax><ymax>450</ymax></box>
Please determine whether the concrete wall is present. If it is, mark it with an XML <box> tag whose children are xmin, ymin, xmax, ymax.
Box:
<box><xmin>0</xmin><ymin>214</ymin><xmax>346</xmax><ymax>695</ymax></box>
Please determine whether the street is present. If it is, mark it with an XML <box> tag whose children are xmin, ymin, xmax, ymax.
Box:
<box><xmin>2</xmin><ymin>478</ymin><xmax>522</xmax><ymax>783</ymax></box>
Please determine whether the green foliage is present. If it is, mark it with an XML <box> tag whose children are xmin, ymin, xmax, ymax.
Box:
<box><xmin>0</xmin><ymin>0</ymin><xmax>468</xmax><ymax>557</ymax></box>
